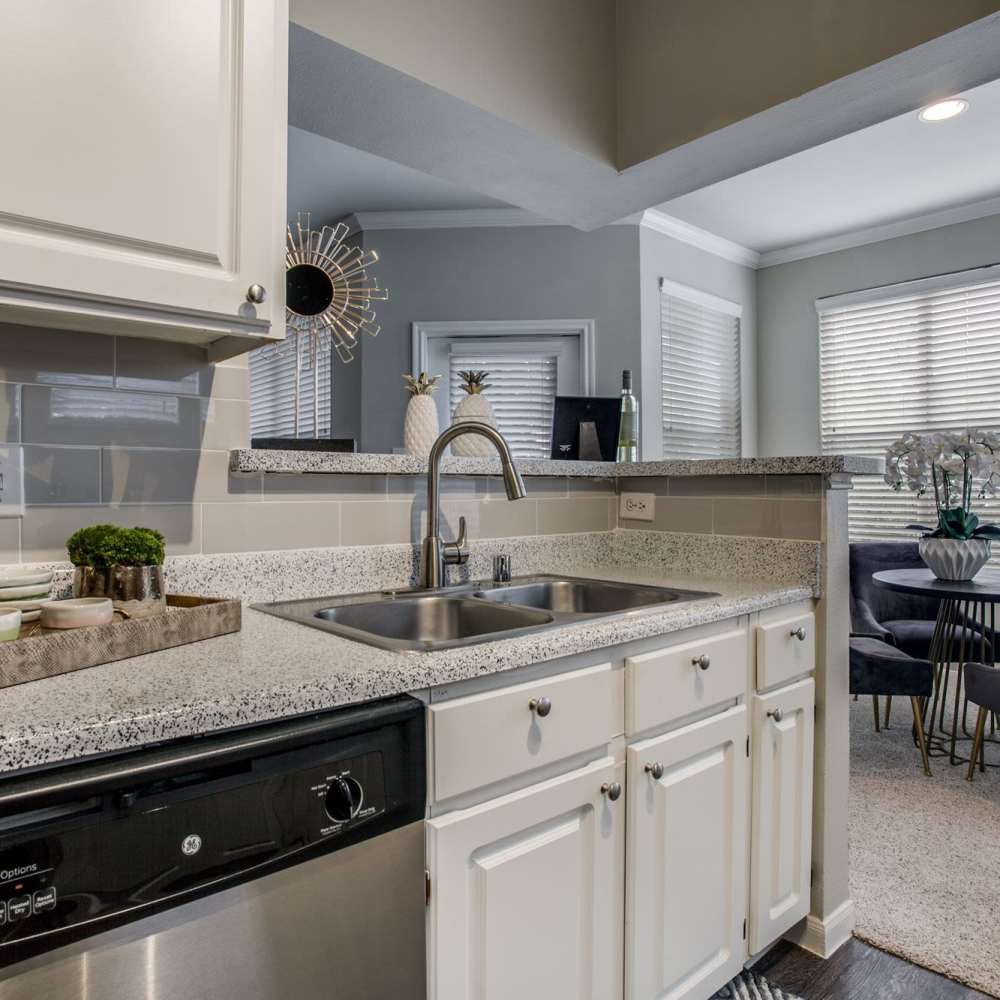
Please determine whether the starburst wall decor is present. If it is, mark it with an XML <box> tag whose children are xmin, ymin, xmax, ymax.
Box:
<box><xmin>283</xmin><ymin>211</ymin><xmax>388</xmax><ymax>365</ymax></box>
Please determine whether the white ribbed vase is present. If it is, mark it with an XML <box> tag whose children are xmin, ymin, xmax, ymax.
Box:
<box><xmin>919</xmin><ymin>537</ymin><xmax>991</xmax><ymax>581</ymax></box>
<box><xmin>404</xmin><ymin>394</ymin><xmax>439</xmax><ymax>457</ymax></box>
<box><xmin>450</xmin><ymin>394</ymin><xmax>497</xmax><ymax>456</ymax></box>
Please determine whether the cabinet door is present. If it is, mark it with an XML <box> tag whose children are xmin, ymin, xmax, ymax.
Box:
<box><xmin>626</xmin><ymin>706</ymin><xmax>748</xmax><ymax>1000</ymax></box>
<box><xmin>427</xmin><ymin>757</ymin><xmax>624</xmax><ymax>1000</ymax></box>
<box><xmin>749</xmin><ymin>678</ymin><xmax>815</xmax><ymax>953</ymax></box>
<box><xmin>0</xmin><ymin>1</ymin><xmax>287</xmax><ymax>335</ymax></box>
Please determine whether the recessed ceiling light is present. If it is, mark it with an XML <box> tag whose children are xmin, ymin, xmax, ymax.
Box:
<box><xmin>918</xmin><ymin>98</ymin><xmax>969</xmax><ymax>122</ymax></box>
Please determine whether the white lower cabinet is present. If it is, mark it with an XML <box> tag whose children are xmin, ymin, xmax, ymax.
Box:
<box><xmin>626</xmin><ymin>706</ymin><xmax>748</xmax><ymax>1000</ymax></box>
<box><xmin>749</xmin><ymin>678</ymin><xmax>815</xmax><ymax>954</ymax></box>
<box><xmin>426</xmin><ymin>757</ymin><xmax>625</xmax><ymax>1000</ymax></box>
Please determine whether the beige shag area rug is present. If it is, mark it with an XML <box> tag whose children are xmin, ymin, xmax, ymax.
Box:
<box><xmin>714</xmin><ymin>971</ymin><xmax>802</xmax><ymax>999</ymax></box>
<box><xmin>850</xmin><ymin>688</ymin><xmax>1000</xmax><ymax>997</ymax></box>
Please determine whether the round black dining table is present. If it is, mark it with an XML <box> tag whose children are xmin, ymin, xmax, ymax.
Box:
<box><xmin>873</xmin><ymin>568</ymin><xmax>1000</xmax><ymax>766</ymax></box>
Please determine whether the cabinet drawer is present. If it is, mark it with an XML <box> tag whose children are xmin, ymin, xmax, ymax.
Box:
<box><xmin>626</xmin><ymin>627</ymin><xmax>747</xmax><ymax>735</ymax></box>
<box><xmin>430</xmin><ymin>663</ymin><xmax>620</xmax><ymax>802</ymax></box>
<box><xmin>755</xmin><ymin>612</ymin><xmax>815</xmax><ymax>690</ymax></box>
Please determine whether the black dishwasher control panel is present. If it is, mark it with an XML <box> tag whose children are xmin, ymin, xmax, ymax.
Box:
<box><xmin>0</xmin><ymin>695</ymin><xmax>425</xmax><ymax>964</ymax></box>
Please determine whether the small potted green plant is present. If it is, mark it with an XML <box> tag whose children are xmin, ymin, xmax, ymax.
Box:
<box><xmin>67</xmin><ymin>524</ymin><xmax>167</xmax><ymax>618</ymax></box>
<box><xmin>885</xmin><ymin>429</ymin><xmax>1000</xmax><ymax>580</ymax></box>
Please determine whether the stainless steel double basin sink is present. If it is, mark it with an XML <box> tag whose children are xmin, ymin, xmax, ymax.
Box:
<box><xmin>255</xmin><ymin>575</ymin><xmax>716</xmax><ymax>653</ymax></box>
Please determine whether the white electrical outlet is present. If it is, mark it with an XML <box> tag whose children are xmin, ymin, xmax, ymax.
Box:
<box><xmin>619</xmin><ymin>492</ymin><xmax>654</xmax><ymax>522</ymax></box>
<box><xmin>0</xmin><ymin>446</ymin><xmax>25</xmax><ymax>517</ymax></box>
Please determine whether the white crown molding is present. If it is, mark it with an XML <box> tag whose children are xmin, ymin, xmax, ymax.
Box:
<box><xmin>634</xmin><ymin>209</ymin><xmax>761</xmax><ymax>269</ymax></box>
<box><xmin>346</xmin><ymin>206</ymin><xmax>763</xmax><ymax>270</ymax></box>
<box><xmin>759</xmin><ymin>194</ymin><xmax>1000</xmax><ymax>268</ymax></box>
<box><xmin>345</xmin><ymin>208</ymin><xmax>553</xmax><ymax>232</ymax></box>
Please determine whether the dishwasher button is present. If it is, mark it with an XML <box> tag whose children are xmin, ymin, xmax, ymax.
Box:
<box><xmin>33</xmin><ymin>888</ymin><xmax>56</xmax><ymax>913</ymax></box>
<box><xmin>8</xmin><ymin>896</ymin><xmax>31</xmax><ymax>920</ymax></box>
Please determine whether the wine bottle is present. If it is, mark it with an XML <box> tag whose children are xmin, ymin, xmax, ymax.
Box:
<box><xmin>616</xmin><ymin>369</ymin><xmax>639</xmax><ymax>462</ymax></box>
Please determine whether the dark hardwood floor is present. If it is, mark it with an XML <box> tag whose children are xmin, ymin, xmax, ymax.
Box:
<box><xmin>756</xmin><ymin>939</ymin><xmax>993</xmax><ymax>1000</ymax></box>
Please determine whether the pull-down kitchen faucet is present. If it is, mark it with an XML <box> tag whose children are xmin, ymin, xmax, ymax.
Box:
<box><xmin>419</xmin><ymin>422</ymin><xmax>526</xmax><ymax>588</ymax></box>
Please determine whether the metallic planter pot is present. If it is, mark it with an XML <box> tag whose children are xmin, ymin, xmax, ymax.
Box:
<box><xmin>74</xmin><ymin>565</ymin><xmax>167</xmax><ymax>619</ymax></box>
<box><xmin>918</xmin><ymin>537</ymin><xmax>992</xmax><ymax>581</ymax></box>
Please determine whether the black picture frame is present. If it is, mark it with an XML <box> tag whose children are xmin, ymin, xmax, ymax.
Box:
<box><xmin>549</xmin><ymin>396</ymin><xmax>621</xmax><ymax>461</ymax></box>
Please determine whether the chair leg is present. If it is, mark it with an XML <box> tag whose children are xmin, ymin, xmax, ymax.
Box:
<box><xmin>911</xmin><ymin>697</ymin><xmax>932</xmax><ymax>777</ymax></box>
<box><xmin>873</xmin><ymin>695</ymin><xmax>881</xmax><ymax>733</ymax></box>
<box><xmin>966</xmin><ymin>707</ymin><xmax>988</xmax><ymax>783</ymax></box>
<box><xmin>884</xmin><ymin>695</ymin><xmax>893</xmax><ymax>729</ymax></box>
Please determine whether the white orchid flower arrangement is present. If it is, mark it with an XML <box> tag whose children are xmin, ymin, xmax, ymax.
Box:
<box><xmin>884</xmin><ymin>429</ymin><xmax>1000</xmax><ymax>541</ymax></box>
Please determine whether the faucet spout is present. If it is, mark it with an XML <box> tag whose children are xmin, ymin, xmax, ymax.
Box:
<box><xmin>420</xmin><ymin>422</ymin><xmax>526</xmax><ymax>589</ymax></box>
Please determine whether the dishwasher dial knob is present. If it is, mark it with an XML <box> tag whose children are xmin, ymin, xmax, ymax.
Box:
<box><xmin>324</xmin><ymin>776</ymin><xmax>364</xmax><ymax>823</ymax></box>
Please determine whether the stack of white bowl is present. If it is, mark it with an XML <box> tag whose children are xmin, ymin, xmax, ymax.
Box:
<box><xmin>0</xmin><ymin>569</ymin><xmax>55</xmax><ymax>633</ymax></box>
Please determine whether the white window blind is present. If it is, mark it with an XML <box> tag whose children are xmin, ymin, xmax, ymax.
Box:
<box><xmin>249</xmin><ymin>341</ymin><xmax>331</xmax><ymax>439</ymax></box>
<box><xmin>448</xmin><ymin>351</ymin><xmax>557</xmax><ymax>459</ymax></box>
<box><xmin>819</xmin><ymin>270</ymin><xmax>1000</xmax><ymax>541</ymax></box>
<box><xmin>660</xmin><ymin>283</ymin><xmax>742</xmax><ymax>458</ymax></box>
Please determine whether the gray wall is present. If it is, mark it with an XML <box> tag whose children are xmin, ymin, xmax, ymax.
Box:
<box><xmin>354</xmin><ymin>225</ymin><xmax>641</xmax><ymax>453</ymax></box>
<box><xmin>638</xmin><ymin>225</ymin><xmax>758</xmax><ymax>457</ymax></box>
<box><xmin>756</xmin><ymin>212</ymin><xmax>1000</xmax><ymax>456</ymax></box>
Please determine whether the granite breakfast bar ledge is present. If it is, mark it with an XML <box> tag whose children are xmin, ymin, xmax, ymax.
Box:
<box><xmin>230</xmin><ymin>450</ymin><xmax>883</xmax><ymax>478</ymax></box>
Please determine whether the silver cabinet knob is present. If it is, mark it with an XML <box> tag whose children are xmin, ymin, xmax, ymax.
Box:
<box><xmin>767</xmin><ymin>708</ymin><xmax>784</xmax><ymax>723</ymax></box>
<box><xmin>529</xmin><ymin>696</ymin><xmax>552</xmax><ymax>718</ymax></box>
<box><xmin>790</xmin><ymin>626</ymin><xmax>807</xmax><ymax>641</ymax></box>
<box><xmin>601</xmin><ymin>781</ymin><xmax>622</xmax><ymax>801</ymax></box>
<box><xmin>246</xmin><ymin>283</ymin><xmax>267</xmax><ymax>304</ymax></box>
<box><xmin>644</xmin><ymin>761</ymin><xmax>664</xmax><ymax>780</ymax></box>
<box><xmin>692</xmin><ymin>654</ymin><xmax>711</xmax><ymax>670</ymax></box>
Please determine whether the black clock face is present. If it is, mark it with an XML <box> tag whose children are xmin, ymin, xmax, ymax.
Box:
<box><xmin>286</xmin><ymin>263</ymin><xmax>335</xmax><ymax>316</ymax></box>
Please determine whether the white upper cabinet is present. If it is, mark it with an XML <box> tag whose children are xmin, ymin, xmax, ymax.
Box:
<box><xmin>626</xmin><ymin>706</ymin><xmax>748</xmax><ymax>1000</ymax></box>
<box><xmin>0</xmin><ymin>1</ymin><xmax>287</xmax><ymax>356</ymax></box>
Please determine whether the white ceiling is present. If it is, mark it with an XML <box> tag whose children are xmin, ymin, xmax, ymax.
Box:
<box><xmin>657</xmin><ymin>76</ymin><xmax>1000</xmax><ymax>254</ymax></box>
<box><xmin>287</xmin><ymin>125</ymin><xmax>507</xmax><ymax>224</ymax></box>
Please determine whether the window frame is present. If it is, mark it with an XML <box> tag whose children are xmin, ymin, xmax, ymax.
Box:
<box><xmin>655</xmin><ymin>277</ymin><xmax>744</xmax><ymax>460</ymax></box>
<box><xmin>816</xmin><ymin>262</ymin><xmax>1000</xmax><ymax>543</ymax></box>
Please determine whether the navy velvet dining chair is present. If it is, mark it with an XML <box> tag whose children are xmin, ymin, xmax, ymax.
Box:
<box><xmin>963</xmin><ymin>662</ymin><xmax>1000</xmax><ymax>782</ymax></box>
<box><xmin>849</xmin><ymin>541</ymin><xmax>942</xmax><ymax>657</ymax></box>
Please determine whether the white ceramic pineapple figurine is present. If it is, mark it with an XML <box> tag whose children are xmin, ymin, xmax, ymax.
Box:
<box><xmin>451</xmin><ymin>370</ymin><xmax>498</xmax><ymax>456</ymax></box>
<box><xmin>403</xmin><ymin>372</ymin><xmax>442</xmax><ymax>457</ymax></box>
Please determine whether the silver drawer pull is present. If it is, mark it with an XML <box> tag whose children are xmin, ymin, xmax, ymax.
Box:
<box><xmin>245</xmin><ymin>283</ymin><xmax>267</xmax><ymax>304</ymax></box>
<box><xmin>600</xmin><ymin>781</ymin><xmax>622</xmax><ymax>801</ymax></box>
<box><xmin>790</xmin><ymin>626</ymin><xmax>807</xmax><ymax>641</ymax></box>
<box><xmin>529</xmin><ymin>696</ymin><xmax>552</xmax><ymax>718</ymax></box>
<box><xmin>644</xmin><ymin>761</ymin><xmax>664</xmax><ymax>780</ymax></box>
<box><xmin>767</xmin><ymin>708</ymin><xmax>784</xmax><ymax>723</ymax></box>
<box><xmin>692</xmin><ymin>654</ymin><xmax>711</xmax><ymax>670</ymax></box>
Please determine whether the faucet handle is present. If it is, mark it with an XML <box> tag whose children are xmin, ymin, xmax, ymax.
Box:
<box><xmin>443</xmin><ymin>516</ymin><xmax>469</xmax><ymax>566</ymax></box>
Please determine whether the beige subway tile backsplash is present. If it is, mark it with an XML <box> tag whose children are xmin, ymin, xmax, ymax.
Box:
<box><xmin>341</xmin><ymin>500</ymin><xmax>413</xmax><ymax>546</ymax></box>
<box><xmin>24</xmin><ymin>445</ymin><xmax>101</xmax><ymax>504</ymax></box>
<box><xmin>21</xmin><ymin>504</ymin><xmax>202</xmax><ymax>562</ymax></box>
<box><xmin>622</xmin><ymin>496</ymin><xmax>713</xmax><ymax>534</ymax></box>
<box><xmin>102</xmin><ymin>449</ymin><xmax>260</xmax><ymax>504</ymax></box>
<box><xmin>0</xmin><ymin>383</ymin><xmax>20</xmax><ymax>441</ymax></box>
<box><xmin>262</xmin><ymin>473</ymin><xmax>387</xmax><ymax>501</ymax></box>
<box><xmin>0</xmin><ymin>323</ymin><xmax>114</xmax><ymax>387</ymax></box>
<box><xmin>0</xmin><ymin>519</ymin><xmax>18</xmax><ymax>564</ymax></box>
<box><xmin>538</xmin><ymin>496</ymin><xmax>613</xmax><ymax>534</ymax></box>
<box><xmin>713</xmin><ymin>498</ymin><xmax>821</xmax><ymax>540</ymax></box>
<box><xmin>203</xmin><ymin>501</ymin><xmax>339</xmax><ymax>553</ymax></box>
<box><xmin>668</xmin><ymin>475</ymin><xmax>767</xmax><ymax>497</ymax></box>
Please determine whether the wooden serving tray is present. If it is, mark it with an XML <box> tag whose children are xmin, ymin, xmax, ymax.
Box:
<box><xmin>0</xmin><ymin>595</ymin><xmax>241</xmax><ymax>690</ymax></box>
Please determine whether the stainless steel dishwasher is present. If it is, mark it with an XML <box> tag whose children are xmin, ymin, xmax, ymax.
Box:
<box><xmin>0</xmin><ymin>695</ymin><xmax>426</xmax><ymax>999</ymax></box>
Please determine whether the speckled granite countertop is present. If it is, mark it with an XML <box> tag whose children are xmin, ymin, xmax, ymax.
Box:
<box><xmin>230</xmin><ymin>450</ymin><xmax>883</xmax><ymax>478</ymax></box>
<box><xmin>0</xmin><ymin>566</ymin><xmax>812</xmax><ymax>775</ymax></box>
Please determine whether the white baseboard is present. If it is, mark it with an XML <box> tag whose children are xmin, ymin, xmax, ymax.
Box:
<box><xmin>785</xmin><ymin>899</ymin><xmax>855</xmax><ymax>958</ymax></box>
